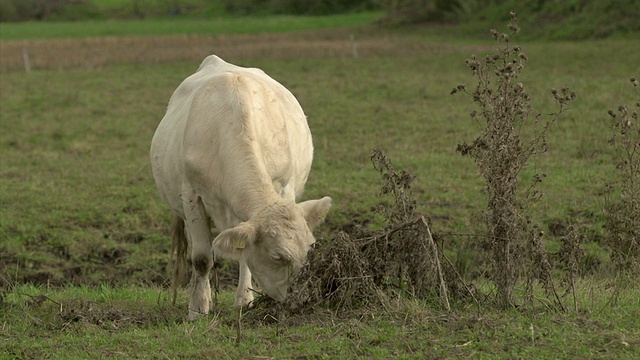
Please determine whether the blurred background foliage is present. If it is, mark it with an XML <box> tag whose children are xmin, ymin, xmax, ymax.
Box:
<box><xmin>0</xmin><ymin>0</ymin><xmax>638</xmax><ymax>39</ymax></box>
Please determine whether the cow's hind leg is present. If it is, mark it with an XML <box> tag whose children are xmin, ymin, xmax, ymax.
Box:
<box><xmin>171</xmin><ymin>215</ymin><xmax>189</xmax><ymax>304</ymax></box>
<box><xmin>182</xmin><ymin>192</ymin><xmax>213</xmax><ymax>321</ymax></box>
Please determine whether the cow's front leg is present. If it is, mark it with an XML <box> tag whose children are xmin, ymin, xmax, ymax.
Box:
<box><xmin>235</xmin><ymin>258</ymin><xmax>254</xmax><ymax>307</ymax></box>
<box><xmin>183</xmin><ymin>193</ymin><xmax>213</xmax><ymax>321</ymax></box>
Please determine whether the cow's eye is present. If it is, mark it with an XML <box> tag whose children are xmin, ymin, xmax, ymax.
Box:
<box><xmin>271</xmin><ymin>254</ymin><xmax>289</xmax><ymax>264</ymax></box>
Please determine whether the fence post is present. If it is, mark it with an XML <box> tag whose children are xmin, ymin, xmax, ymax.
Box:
<box><xmin>22</xmin><ymin>47</ymin><xmax>31</xmax><ymax>72</ymax></box>
<box><xmin>350</xmin><ymin>34</ymin><xmax>359</xmax><ymax>58</ymax></box>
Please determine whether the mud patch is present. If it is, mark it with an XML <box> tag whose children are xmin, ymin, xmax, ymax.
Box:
<box><xmin>56</xmin><ymin>298</ymin><xmax>176</xmax><ymax>331</ymax></box>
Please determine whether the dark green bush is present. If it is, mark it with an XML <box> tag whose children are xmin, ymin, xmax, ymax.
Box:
<box><xmin>0</xmin><ymin>0</ymin><xmax>39</xmax><ymax>22</ymax></box>
<box><xmin>0</xmin><ymin>0</ymin><xmax>103</xmax><ymax>22</ymax></box>
<box><xmin>379</xmin><ymin>0</ymin><xmax>640</xmax><ymax>39</ymax></box>
<box><xmin>222</xmin><ymin>0</ymin><xmax>378</xmax><ymax>16</ymax></box>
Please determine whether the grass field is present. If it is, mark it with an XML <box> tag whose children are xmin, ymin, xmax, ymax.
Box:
<box><xmin>3</xmin><ymin>279</ymin><xmax>639</xmax><ymax>358</ymax></box>
<box><xmin>1</xmin><ymin>17</ymin><xmax>640</xmax><ymax>358</ymax></box>
<box><xmin>0</xmin><ymin>12</ymin><xmax>381</xmax><ymax>40</ymax></box>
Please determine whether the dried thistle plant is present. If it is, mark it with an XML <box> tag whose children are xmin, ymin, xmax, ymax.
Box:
<box><xmin>452</xmin><ymin>12</ymin><xmax>575</xmax><ymax>307</ymax></box>
<box><xmin>368</xmin><ymin>149</ymin><xmax>448</xmax><ymax>307</ymax></box>
<box><xmin>371</xmin><ymin>148</ymin><xmax>417</xmax><ymax>224</ymax></box>
<box><xmin>604</xmin><ymin>76</ymin><xmax>640</xmax><ymax>275</ymax></box>
<box><xmin>558</xmin><ymin>225</ymin><xmax>586</xmax><ymax>312</ymax></box>
<box><xmin>274</xmin><ymin>149</ymin><xmax>451</xmax><ymax>316</ymax></box>
<box><xmin>524</xmin><ymin>225</ymin><xmax>565</xmax><ymax>311</ymax></box>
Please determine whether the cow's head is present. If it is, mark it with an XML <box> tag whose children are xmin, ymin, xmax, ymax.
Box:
<box><xmin>212</xmin><ymin>196</ymin><xmax>332</xmax><ymax>302</ymax></box>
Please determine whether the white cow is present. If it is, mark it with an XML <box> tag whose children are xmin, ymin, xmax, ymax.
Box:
<box><xmin>150</xmin><ymin>55</ymin><xmax>331</xmax><ymax>320</ymax></box>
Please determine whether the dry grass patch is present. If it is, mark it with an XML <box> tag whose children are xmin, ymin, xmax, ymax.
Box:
<box><xmin>1</xmin><ymin>29</ymin><xmax>463</xmax><ymax>72</ymax></box>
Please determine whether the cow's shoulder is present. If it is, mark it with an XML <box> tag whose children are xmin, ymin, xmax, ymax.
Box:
<box><xmin>197</xmin><ymin>55</ymin><xmax>226</xmax><ymax>72</ymax></box>
<box><xmin>175</xmin><ymin>57</ymin><xmax>267</xmax><ymax>104</ymax></box>
<box><xmin>196</xmin><ymin>55</ymin><xmax>266</xmax><ymax>80</ymax></box>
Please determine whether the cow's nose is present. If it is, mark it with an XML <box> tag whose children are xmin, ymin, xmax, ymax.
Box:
<box><xmin>271</xmin><ymin>288</ymin><xmax>287</xmax><ymax>302</ymax></box>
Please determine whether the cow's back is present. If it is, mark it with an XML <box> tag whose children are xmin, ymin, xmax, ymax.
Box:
<box><xmin>150</xmin><ymin>56</ymin><xmax>313</xmax><ymax>230</ymax></box>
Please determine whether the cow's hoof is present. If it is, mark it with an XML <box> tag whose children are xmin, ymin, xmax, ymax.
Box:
<box><xmin>234</xmin><ymin>293</ymin><xmax>254</xmax><ymax>308</ymax></box>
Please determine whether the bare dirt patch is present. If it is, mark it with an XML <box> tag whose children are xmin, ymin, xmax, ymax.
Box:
<box><xmin>55</xmin><ymin>297</ymin><xmax>182</xmax><ymax>331</ymax></box>
<box><xmin>1</xmin><ymin>29</ymin><xmax>465</xmax><ymax>72</ymax></box>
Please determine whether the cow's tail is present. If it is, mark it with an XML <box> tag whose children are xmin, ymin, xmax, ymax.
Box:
<box><xmin>171</xmin><ymin>214</ymin><xmax>189</xmax><ymax>304</ymax></box>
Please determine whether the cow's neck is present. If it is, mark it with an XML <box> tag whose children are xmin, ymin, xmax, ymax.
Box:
<box><xmin>228</xmin><ymin>179</ymin><xmax>286</xmax><ymax>221</ymax></box>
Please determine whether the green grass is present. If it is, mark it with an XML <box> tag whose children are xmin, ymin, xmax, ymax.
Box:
<box><xmin>2</xmin><ymin>280</ymin><xmax>639</xmax><ymax>358</ymax></box>
<box><xmin>1</xmin><ymin>36</ymin><xmax>638</xmax><ymax>284</ymax></box>
<box><xmin>1</xmin><ymin>22</ymin><xmax>640</xmax><ymax>358</ymax></box>
<box><xmin>0</xmin><ymin>12</ymin><xmax>381</xmax><ymax>40</ymax></box>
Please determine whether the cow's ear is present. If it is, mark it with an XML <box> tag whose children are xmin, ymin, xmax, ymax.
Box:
<box><xmin>213</xmin><ymin>222</ymin><xmax>256</xmax><ymax>257</ymax></box>
<box><xmin>300</xmin><ymin>196</ymin><xmax>332</xmax><ymax>230</ymax></box>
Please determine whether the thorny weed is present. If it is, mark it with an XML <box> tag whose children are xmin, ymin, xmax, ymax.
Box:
<box><xmin>452</xmin><ymin>12</ymin><xmax>575</xmax><ymax>308</ymax></box>
<box><xmin>557</xmin><ymin>225</ymin><xmax>586</xmax><ymax>312</ymax></box>
<box><xmin>368</xmin><ymin>149</ymin><xmax>449</xmax><ymax>307</ymax></box>
<box><xmin>371</xmin><ymin>148</ymin><xmax>417</xmax><ymax>224</ymax></box>
<box><xmin>524</xmin><ymin>225</ymin><xmax>565</xmax><ymax>311</ymax></box>
<box><xmin>604</xmin><ymin>76</ymin><xmax>640</xmax><ymax>275</ymax></box>
<box><xmin>244</xmin><ymin>149</ymin><xmax>453</xmax><ymax>322</ymax></box>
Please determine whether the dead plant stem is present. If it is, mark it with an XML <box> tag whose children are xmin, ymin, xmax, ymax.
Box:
<box><xmin>439</xmin><ymin>244</ymin><xmax>481</xmax><ymax>317</ymax></box>
<box><xmin>419</xmin><ymin>216</ymin><xmax>450</xmax><ymax>312</ymax></box>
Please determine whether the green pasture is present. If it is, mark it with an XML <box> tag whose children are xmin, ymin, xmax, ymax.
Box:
<box><xmin>1</xmin><ymin>17</ymin><xmax>640</xmax><ymax>358</ymax></box>
<box><xmin>3</xmin><ymin>279</ymin><xmax>639</xmax><ymax>359</ymax></box>
<box><xmin>0</xmin><ymin>12</ymin><xmax>381</xmax><ymax>40</ymax></box>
